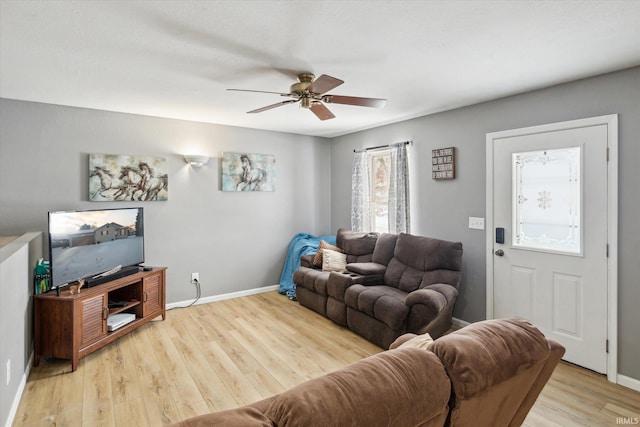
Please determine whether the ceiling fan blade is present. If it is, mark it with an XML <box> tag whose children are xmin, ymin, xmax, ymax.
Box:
<box><xmin>309</xmin><ymin>102</ymin><xmax>335</xmax><ymax>120</ymax></box>
<box><xmin>307</xmin><ymin>74</ymin><xmax>344</xmax><ymax>95</ymax></box>
<box><xmin>248</xmin><ymin>99</ymin><xmax>298</xmax><ymax>114</ymax></box>
<box><xmin>228</xmin><ymin>88</ymin><xmax>293</xmax><ymax>97</ymax></box>
<box><xmin>323</xmin><ymin>95</ymin><xmax>387</xmax><ymax>108</ymax></box>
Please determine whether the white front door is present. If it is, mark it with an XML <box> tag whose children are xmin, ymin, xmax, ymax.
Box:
<box><xmin>486</xmin><ymin>116</ymin><xmax>618</xmax><ymax>376</ymax></box>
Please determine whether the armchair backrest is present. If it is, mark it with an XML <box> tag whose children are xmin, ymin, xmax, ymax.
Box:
<box><xmin>429</xmin><ymin>318</ymin><xmax>565</xmax><ymax>427</ymax></box>
<box><xmin>383</xmin><ymin>233</ymin><xmax>463</xmax><ymax>292</ymax></box>
<box><xmin>336</xmin><ymin>228</ymin><xmax>379</xmax><ymax>263</ymax></box>
<box><xmin>371</xmin><ymin>233</ymin><xmax>399</xmax><ymax>265</ymax></box>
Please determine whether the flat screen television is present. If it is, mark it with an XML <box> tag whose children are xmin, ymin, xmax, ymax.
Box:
<box><xmin>48</xmin><ymin>207</ymin><xmax>145</xmax><ymax>289</ymax></box>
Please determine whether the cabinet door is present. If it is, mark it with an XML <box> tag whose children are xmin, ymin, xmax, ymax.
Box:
<box><xmin>81</xmin><ymin>293</ymin><xmax>107</xmax><ymax>347</ymax></box>
<box><xmin>142</xmin><ymin>273</ymin><xmax>162</xmax><ymax>317</ymax></box>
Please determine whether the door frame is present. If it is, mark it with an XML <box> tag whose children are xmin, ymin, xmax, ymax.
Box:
<box><xmin>485</xmin><ymin>115</ymin><xmax>618</xmax><ymax>382</ymax></box>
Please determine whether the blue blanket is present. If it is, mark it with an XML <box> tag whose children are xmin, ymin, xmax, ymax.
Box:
<box><xmin>279</xmin><ymin>233</ymin><xmax>336</xmax><ymax>299</ymax></box>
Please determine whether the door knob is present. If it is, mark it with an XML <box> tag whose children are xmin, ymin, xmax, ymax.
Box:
<box><xmin>495</xmin><ymin>249</ymin><xmax>504</xmax><ymax>256</ymax></box>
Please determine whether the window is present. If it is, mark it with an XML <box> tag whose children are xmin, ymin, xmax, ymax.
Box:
<box><xmin>513</xmin><ymin>147</ymin><xmax>581</xmax><ymax>254</ymax></box>
<box><xmin>352</xmin><ymin>142</ymin><xmax>410</xmax><ymax>234</ymax></box>
<box><xmin>370</xmin><ymin>151</ymin><xmax>391</xmax><ymax>233</ymax></box>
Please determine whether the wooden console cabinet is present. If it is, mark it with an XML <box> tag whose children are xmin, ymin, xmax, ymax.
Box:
<box><xmin>34</xmin><ymin>267</ymin><xmax>166</xmax><ymax>372</ymax></box>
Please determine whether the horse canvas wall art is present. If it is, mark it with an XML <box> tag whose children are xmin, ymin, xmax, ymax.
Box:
<box><xmin>89</xmin><ymin>153</ymin><xmax>169</xmax><ymax>201</ymax></box>
<box><xmin>221</xmin><ymin>152</ymin><xmax>275</xmax><ymax>192</ymax></box>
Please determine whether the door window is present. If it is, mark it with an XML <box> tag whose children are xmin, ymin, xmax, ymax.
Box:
<box><xmin>512</xmin><ymin>147</ymin><xmax>582</xmax><ymax>254</ymax></box>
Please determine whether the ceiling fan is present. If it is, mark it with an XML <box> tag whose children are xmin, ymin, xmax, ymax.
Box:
<box><xmin>227</xmin><ymin>73</ymin><xmax>387</xmax><ymax>120</ymax></box>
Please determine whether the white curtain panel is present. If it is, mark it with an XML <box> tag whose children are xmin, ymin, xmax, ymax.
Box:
<box><xmin>388</xmin><ymin>142</ymin><xmax>410</xmax><ymax>234</ymax></box>
<box><xmin>351</xmin><ymin>150</ymin><xmax>371</xmax><ymax>232</ymax></box>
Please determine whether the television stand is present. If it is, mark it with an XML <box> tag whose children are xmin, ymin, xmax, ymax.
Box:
<box><xmin>34</xmin><ymin>267</ymin><xmax>166</xmax><ymax>372</ymax></box>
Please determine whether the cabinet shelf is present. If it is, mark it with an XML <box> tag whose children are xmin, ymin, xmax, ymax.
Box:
<box><xmin>34</xmin><ymin>267</ymin><xmax>166</xmax><ymax>372</ymax></box>
<box><xmin>108</xmin><ymin>300</ymin><xmax>141</xmax><ymax>316</ymax></box>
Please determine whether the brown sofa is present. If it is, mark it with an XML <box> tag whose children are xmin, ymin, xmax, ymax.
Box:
<box><xmin>294</xmin><ymin>228</ymin><xmax>379</xmax><ymax>316</ymax></box>
<box><xmin>294</xmin><ymin>229</ymin><xmax>463</xmax><ymax>349</ymax></box>
<box><xmin>171</xmin><ymin>318</ymin><xmax>565</xmax><ymax>427</ymax></box>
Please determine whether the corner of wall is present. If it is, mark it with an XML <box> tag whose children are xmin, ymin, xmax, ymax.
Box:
<box><xmin>0</xmin><ymin>232</ymin><xmax>42</xmax><ymax>427</ymax></box>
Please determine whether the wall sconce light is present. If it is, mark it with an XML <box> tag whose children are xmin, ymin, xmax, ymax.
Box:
<box><xmin>184</xmin><ymin>154</ymin><xmax>209</xmax><ymax>168</ymax></box>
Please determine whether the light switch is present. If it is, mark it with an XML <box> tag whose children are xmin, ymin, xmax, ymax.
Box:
<box><xmin>469</xmin><ymin>217</ymin><xmax>485</xmax><ymax>230</ymax></box>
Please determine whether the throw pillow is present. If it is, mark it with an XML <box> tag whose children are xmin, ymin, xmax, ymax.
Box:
<box><xmin>397</xmin><ymin>333</ymin><xmax>434</xmax><ymax>350</ymax></box>
<box><xmin>322</xmin><ymin>249</ymin><xmax>348</xmax><ymax>272</ymax></box>
<box><xmin>313</xmin><ymin>240</ymin><xmax>342</xmax><ymax>267</ymax></box>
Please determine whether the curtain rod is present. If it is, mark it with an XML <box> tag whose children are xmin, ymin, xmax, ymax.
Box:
<box><xmin>354</xmin><ymin>140</ymin><xmax>412</xmax><ymax>153</ymax></box>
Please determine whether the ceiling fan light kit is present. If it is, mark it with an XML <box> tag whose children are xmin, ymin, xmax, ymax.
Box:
<box><xmin>228</xmin><ymin>73</ymin><xmax>387</xmax><ymax>121</ymax></box>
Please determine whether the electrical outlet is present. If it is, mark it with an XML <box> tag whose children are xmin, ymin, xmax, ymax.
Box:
<box><xmin>191</xmin><ymin>272</ymin><xmax>199</xmax><ymax>284</ymax></box>
<box><xmin>6</xmin><ymin>359</ymin><xmax>10</xmax><ymax>385</ymax></box>
<box><xmin>469</xmin><ymin>217</ymin><xmax>485</xmax><ymax>230</ymax></box>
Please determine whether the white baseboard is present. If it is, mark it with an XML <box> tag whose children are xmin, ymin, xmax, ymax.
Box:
<box><xmin>617</xmin><ymin>373</ymin><xmax>640</xmax><ymax>393</ymax></box>
<box><xmin>166</xmin><ymin>284</ymin><xmax>280</xmax><ymax>310</ymax></box>
<box><xmin>5</xmin><ymin>352</ymin><xmax>32</xmax><ymax>427</ymax></box>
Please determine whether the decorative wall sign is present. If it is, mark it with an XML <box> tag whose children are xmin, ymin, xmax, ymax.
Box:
<box><xmin>221</xmin><ymin>152</ymin><xmax>276</xmax><ymax>192</ymax></box>
<box><xmin>89</xmin><ymin>153</ymin><xmax>168</xmax><ymax>201</ymax></box>
<box><xmin>432</xmin><ymin>147</ymin><xmax>456</xmax><ymax>180</ymax></box>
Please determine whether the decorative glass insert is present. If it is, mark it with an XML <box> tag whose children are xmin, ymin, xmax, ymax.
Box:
<box><xmin>512</xmin><ymin>147</ymin><xmax>581</xmax><ymax>254</ymax></box>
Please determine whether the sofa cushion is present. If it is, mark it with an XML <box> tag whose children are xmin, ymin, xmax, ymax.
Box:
<box><xmin>312</xmin><ymin>240</ymin><xmax>342</xmax><ymax>267</ymax></box>
<box><xmin>336</xmin><ymin>228</ymin><xmax>378</xmax><ymax>263</ymax></box>
<box><xmin>322</xmin><ymin>249</ymin><xmax>347</xmax><ymax>272</ymax></box>
<box><xmin>372</xmin><ymin>233</ymin><xmax>398</xmax><ymax>265</ymax></box>
<box><xmin>344</xmin><ymin>284</ymin><xmax>409</xmax><ymax>330</ymax></box>
<box><xmin>294</xmin><ymin>267</ymin><xmax>331</xmax><ymax>296</ymax></box>
<box><xmin>384</xmin><ymin>234</ymin><xmax>463</xmax><ymax>292</ymax></box>
<box><xmin>264</xmin><ymin>347</ymin><xmax>451</xmax><ymax>427</ymax></box>
<box><xmin>385</xmin><ymin>259</ymin><xmax>426</xmax><ymax>292</ymax></box>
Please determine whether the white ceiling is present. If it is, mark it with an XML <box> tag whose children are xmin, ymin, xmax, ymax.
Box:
<box><xmin>1</xmin><ymin>1</ymin><xmax>640</xmax><ymax>138</ymax></box>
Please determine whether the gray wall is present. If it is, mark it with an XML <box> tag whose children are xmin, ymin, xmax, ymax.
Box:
<box><xmin>0</xmin><ymin>100</ymin><xmax>332</xmax><ymax>304</ymax></box>
<box><xmin>331</xmin><ymin>67</ymin><xmax>640</xmax><ymax>380</ymax></box>
<box><xmin>0</xmin><ymin>232</ymin><xmax>42</xmax><ymax>427</ymax></box>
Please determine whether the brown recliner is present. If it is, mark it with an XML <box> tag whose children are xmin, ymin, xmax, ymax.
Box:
<box><xmin>340</xmin><ymin>233</ymin><xmax>463</xmax><ymax>348</ymax></box>
<box><xmin>391</xmin><ymin>318</ymin><xmax>566</xmax><ymax>427</ymax></box>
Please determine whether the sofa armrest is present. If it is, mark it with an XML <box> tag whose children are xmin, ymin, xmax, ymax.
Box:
<box><xmin>404</xmin><ymin>288</ymin><xmax>448</xmax><ymax>320</ymax></box>
<box><xmin>404</xmin><ymin>285</ymin><xmax>458</xmax><ymax>332</ymax></box>
<box><xmin>264</xmin><ymin>348</ymin><xmax>450</xmax><ymax>427</ymax></box>
<box><xmin>327</xmin><ymin>271</ymin><xmax>357</xmax><ymax>300</ymax></box>
<box><xmin>405</xmin><ymin>285</ymin><xmax>457</xmax><ymax>309</ymax></box>
<box><xmin>422</xmin><ymin>283</ymin><xmax>458</xmax><ymax>302</ymax></box>
<box><xmin>346</xmin><ymin>262</ymin><xmax>386</xmax><ymax>276</ymax></box>
<box><xmin>327</xmin><ymin>267</ymin><xmax>384</xmax><ymax>300</ymax></box>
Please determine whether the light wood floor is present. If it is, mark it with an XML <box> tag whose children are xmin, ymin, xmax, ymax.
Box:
<box><xmin>13</xmin><ymin>291</ymin><xmax>640</xmax><ymax>426</ymax></box>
